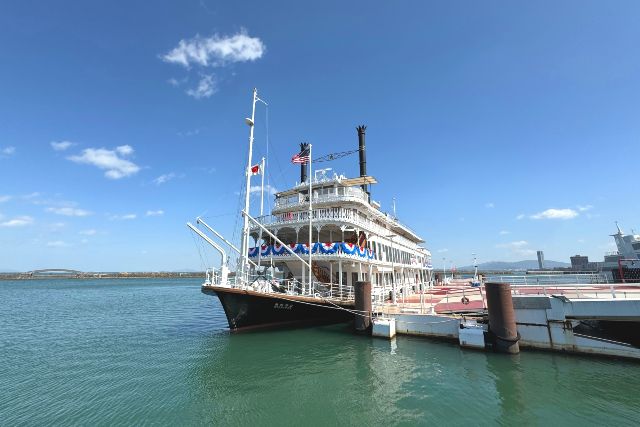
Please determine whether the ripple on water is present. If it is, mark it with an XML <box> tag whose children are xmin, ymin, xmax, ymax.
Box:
<box><xmin>1</xmin><ymin>278</ymin><xmax>639</xmax><ymax>425</ymax></box>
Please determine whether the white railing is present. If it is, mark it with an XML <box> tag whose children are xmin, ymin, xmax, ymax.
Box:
<box><xmin>255</xmin><ymin>207</ymin><xmax>416</xmax><ymax>248</ymax></box>
<box><xmin>274</xmin><ymin>187</ymin><xmax>368</xmax><ymax>210</ymax></box>
<box><xmin>232</xmin><ymin>275</ymin><xmax>357</xmax><ymax>301</ymax></box>
<box><xmin>510</xmin><ymin>283</ymin><xmax>640</xmax><ymax>299</ymax></box>
<box><xmin>485</xmin><ymin>273</ymin><xmax>607</xmax><ymax>285</ymax></box>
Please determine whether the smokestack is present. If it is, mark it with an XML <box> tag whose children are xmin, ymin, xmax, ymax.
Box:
<box><xmin>299</xmin><ymin>142</ymin><xmax>309</xmax><ymax>183</ymax></box>
<box><xmin>357</xmin><ymin>125</ymin><xmax>368</xmax><ymax>196</ymax></box>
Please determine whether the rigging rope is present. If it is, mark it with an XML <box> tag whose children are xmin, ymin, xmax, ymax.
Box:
<box><xmin>312</xmin><ymin>149</ymin><xmax>358</xmax><ymax>163</ymax></box>
<box><xmin>189</xmin><ymin>228</ymin><xmax>207</xmax><ymax>270</ymax></box>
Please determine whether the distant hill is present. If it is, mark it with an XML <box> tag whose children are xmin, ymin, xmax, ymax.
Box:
<box><xmin>457</xmin><ymin>260</ymin><xmax>570</xmax><ymax>271</ymax></box>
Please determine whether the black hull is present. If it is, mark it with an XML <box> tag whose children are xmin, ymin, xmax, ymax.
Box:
<box><xmin>202</xmin><ymin>286</ymin><xmax>354</xmax><ymax>331</ymax></box>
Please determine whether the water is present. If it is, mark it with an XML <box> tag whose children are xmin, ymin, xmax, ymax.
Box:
<box><xmin>1</xmin><ymin>278</ymin><xmax>639</xmax><ymax>426</ymax></box>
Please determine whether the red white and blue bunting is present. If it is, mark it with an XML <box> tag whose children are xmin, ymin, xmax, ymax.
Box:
<box><xmin>249</xmin><ymin>242</ymin><xmax>375</xmax><ymax>259</ymax></box>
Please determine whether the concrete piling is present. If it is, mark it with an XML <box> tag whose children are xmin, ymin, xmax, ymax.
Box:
<box><xmin>485</xmin><ymin>282</ymin><xmax>520</xmax><ymax>354</ymax></box>
<box><xmin>354</xmin><ymin>281</ymin><xmax>372</xmax><ymax>333</ymax></box>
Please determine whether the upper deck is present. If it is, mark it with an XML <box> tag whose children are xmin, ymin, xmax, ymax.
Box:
<box><xmin>264</xmin><ymin>174</ymin><xmax>423</xmax><ymax>244</ymax></box>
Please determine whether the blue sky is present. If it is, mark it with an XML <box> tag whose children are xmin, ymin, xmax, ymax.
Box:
<box><xmin>1</xmin><ymin>1</ymin><xmax>639</xmax><ymax>271</ymax></box>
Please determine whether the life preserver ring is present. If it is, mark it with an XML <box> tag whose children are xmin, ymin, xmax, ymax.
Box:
<box><xmin>461</xmin><ymin>296</ymin><xmax>470</xmax><ymax>305</ymax></box>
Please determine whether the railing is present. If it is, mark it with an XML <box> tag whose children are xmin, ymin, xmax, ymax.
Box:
<box><xmin>510</xmin><ymin>283</ymin><xmax>640</xmax><ymax>300</ymax></box>
<box><xmin>274</xmin><ymin>187</ymin><xmax>369</xmax><ymax>210</ymax></box>
<box><xmin>255</xmin><ymin>207</ymin><xmax>417</xmax><ymax>248</ymax></box>
<box><xmin>485</xmin><ymin>273</ymin><xmax>607</xmax><ymax>285</ymax></box>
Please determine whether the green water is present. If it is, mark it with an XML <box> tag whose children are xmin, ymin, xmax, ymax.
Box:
<box><xmin>1</xmin><ymin>279</ymin><xmax>639</xmax><ymax>426</ymax></box>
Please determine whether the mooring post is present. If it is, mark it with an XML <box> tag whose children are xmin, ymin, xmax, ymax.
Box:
<box><xmin>354</xmin><ymin>281</ymin><xmax>372</xmax><ymax>333</ymax></box>
<box><xmin>485</xmin><ymin>282</ymin><xmax>520</xmax><ymax>354</ymax></box>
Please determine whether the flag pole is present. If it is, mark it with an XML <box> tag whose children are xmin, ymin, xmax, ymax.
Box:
<box><xmin>308</xmin><ymin>144</ymin><xmax>313</xmax><ymax>294</ymax></box>
<box><xmin>257</xmin><ymin>157</ymin><xmax>266</xmax><ymax>271</ymax></box>
<box><xmin>240</xmin><ymin>88</ymin><xmax>258</xmax><ymax>286</ymax></box>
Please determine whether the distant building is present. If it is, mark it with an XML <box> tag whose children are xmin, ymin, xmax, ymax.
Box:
<box><xmin>570</xmin><ymin>255</ymin><xmax>589</xmax><ymax>270</ymax></box>
<box><xmin>537</xmin><ymin>251</ymin><xmax>545</xmax><ymax>270</ymax></box>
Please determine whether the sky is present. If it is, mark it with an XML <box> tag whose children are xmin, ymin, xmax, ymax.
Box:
<box><xmin>0</xmin><ymin>1</ymin><xmax>639</xmax><ymax>272</ymax></box>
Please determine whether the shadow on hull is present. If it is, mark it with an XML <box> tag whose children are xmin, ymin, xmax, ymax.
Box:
<box><xmin>202</xmin><ymin>286</ymin><xmax>354</xmax><ymax>332</ymax></box>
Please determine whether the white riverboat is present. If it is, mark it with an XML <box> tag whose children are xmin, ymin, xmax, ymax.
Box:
<box><xmin>188</xmin><ymin>89</ymin><xmax>433</xmax><ymax>331</ymax></box>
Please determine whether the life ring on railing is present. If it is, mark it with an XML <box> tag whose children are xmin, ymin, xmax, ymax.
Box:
<box><xmin>461</xmin><ymin>296</ymin><xmax>470</xmax><ymax>305</ymax></box>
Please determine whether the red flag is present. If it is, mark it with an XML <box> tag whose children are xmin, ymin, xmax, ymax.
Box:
<box><xmin>250</xmin><ymin>164</ymin><xmax>261</xmax><ymax>175</ymax></box>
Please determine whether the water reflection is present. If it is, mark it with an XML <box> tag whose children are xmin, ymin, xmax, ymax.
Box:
<box><xmin>486</xmin><ymin>353</ymin><xmax>526</xmax><ymax>423</ymax></box>
<box><xmin>189</xmin><ymin>325</ymin><xmax>640</xmax><ymax>425</ymax></box>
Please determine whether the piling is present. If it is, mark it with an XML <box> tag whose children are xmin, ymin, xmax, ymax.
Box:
<box><xmin>485</xmin><ymin>282</ymin><xmax>520</xmax><ymax>354</ymax></box>
<box><xmin>354</xmin><ymin>281</ymin><xmax>372</xmax><ymax>333</ymax></box>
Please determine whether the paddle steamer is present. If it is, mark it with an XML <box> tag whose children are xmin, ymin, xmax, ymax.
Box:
<box><xmin>188</xmin><ymin>89</ymin><xmax>433</xmax><ymax>331</ymax></box>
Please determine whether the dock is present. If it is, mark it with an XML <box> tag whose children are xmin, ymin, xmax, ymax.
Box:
<box><xmin>365</xmin><ymin>282</ymin><xmax>640</xmax><ymax>360</ymax></box>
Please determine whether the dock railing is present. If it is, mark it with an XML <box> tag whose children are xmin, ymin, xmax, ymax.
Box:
<box><xmin>372</xmin><ymin>281</ymin><xmax>640</xmax><ymax>318</ymax></box>
<box><xmin>486</xmin><ymin>273</ymin><xmax>607</xmax><ymax>285</ymax></box>
<box><xmin>509</xmin><ymin>282</ymin><xmax>640</xmax><ymax>300</ymax></box>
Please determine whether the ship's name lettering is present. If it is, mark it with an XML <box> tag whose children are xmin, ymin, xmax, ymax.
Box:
<box><xmin>273</xmin><ymin>303</ymin><xmax>293</xmax><ymax>310</ymax></box>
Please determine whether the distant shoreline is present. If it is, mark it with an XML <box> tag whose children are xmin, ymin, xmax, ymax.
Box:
<box><xmin>0</xmin><ymin>272</ymin><xmax>205</xmax><ymax>281</ymax></box>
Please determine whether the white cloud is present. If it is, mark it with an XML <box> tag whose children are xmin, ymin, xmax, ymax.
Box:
<box><xmin>0</xmin><ymin>195</ymin><xmax>11</xmax><ymax>203</ymax></box>
<box><xmin>186</xmin><ymin>74</ymin><xmax>216</xmax><ymax>99</ymax></box>
<box><xmin>516</xmin><ymin>214</ymin><xmax>525</xmax><ymax>220</ymax></box>
<box><xmin>50</xmin><ymin>141</ymin><xmax>75</xmax><ymax>151</ymax></box>
<box><xmin>46</xmin><ymin>207</ymin><xmax>92</xmax><ymax>217</ymax></box>
<box><xmin>49</xmin><ymin>222</ymin><xmax>66</xmax><ymax>231</ymax></box>
<box><xmin>162</xmin><ymin>30</ymin><xmax>265</xmax><ymax>68</ymax></box>
<box><xmin>154</xmin><ymin>172</ymin><xmax>177</xmax><ymax>185</ymax></box>
<box><xmin>577</xmin><ymin>205</ymin><xmax>593</xmax><ymax>212</ymax></box>
<box><xmin>109</xmin><ymin>213</ymin><xmax>137</xmax><ymax>220</ymax></box>
<box><xmin>530</xmin><ymin>208</ymin><xmax>578</xmax><ymax>220</ymax></box>
<box><xmin>249</xmin><ymin>184</ymin><xmax>278</xmax><ymax>196</ymax></box>
<box><xmin>499</xmin><ymin>230</ymin><xmax>510</xmax><ymax>235</ymax></box>
<box><xmin>167</xmin><ymin>77</ymin><xmax>189</xmax><ymax>87</ymax></box>
<box><xmin>22</xmin><ymin>192</ymin><xmax>41</xmax><ymax>200</ymax></box>
<box><xmin>79</xmin><ymin>229</ymin><xmax>97</xmax><ymax>236</ymax></box>
<box><xmin>485</xmin><ymin>202</ymin><xmax>494</xmax><ymax>208</ymax></box>
<box><xmin>47</xmin><ymin>240</ymin><xmax>70</xmax><ymax>247</ymax></box>
<box><xmin>146</xmin><ymin>210</ymin><xmax>164</xmax><ymax>216</ymax></box>
<box><xmin>1</xmin><ymin>146</ymin><xmax>16</xmax><ymax>157</ymax></box>
<box><xmin>436</xmin><ymin>248</ymin><xmax>449</xmax><ymax>253</ymax></box>
<box><xmin>0</xmin><ymin>216</ymin><xmax>34</xmax><ymax>227</ymax></box>
<box><xmin>68</xmin><ymin>146</ymin><xmax>140</xmax><ymax>179</ymax></box>
<box><xmin>115</xmin><ymin>145</ymin><xmax>134</xmax><ymax>156</ymax></box>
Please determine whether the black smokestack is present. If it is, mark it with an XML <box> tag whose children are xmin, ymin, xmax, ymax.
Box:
<box><xmin>300</xmin><ymin>142</ymin><xmax>309</xmax><ymax>183</ymax></box>
<box><xmin>357</xmin><ymin>125</ymin><xmax>368</xmax><ymax>195</ymax></box>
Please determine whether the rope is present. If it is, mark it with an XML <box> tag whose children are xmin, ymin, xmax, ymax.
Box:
<box><xmin>189</xmin><ymin>228</ymin><xmax>207</xmax><ymax>270</ymax></box>
<box><xmin>265</xmin><ymin>105</ymin><xmax>272</xmax><ymax>213</ymax></box>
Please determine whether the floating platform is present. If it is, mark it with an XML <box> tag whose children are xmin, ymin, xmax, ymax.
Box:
<box><xmin>372</xmin><ymin>285</ymin><xmax>640</xmax><ymax>360</ymax></box>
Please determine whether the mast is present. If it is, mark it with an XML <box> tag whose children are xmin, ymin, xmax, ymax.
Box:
<box><xmin>308</xmin><ymin>144</ymin><xmax>313</xmax><ymax>292</ymax></box>
<box><xmin>240</xmin><ymin>88</ymin><xmax>258</xmax><ymax>284</ymax></box>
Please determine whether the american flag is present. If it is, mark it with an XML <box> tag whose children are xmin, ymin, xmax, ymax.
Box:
<box><xmin>291</xmin><ymin>148</ymin><xmax>310</xmax><ymax>164</ymax></box>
